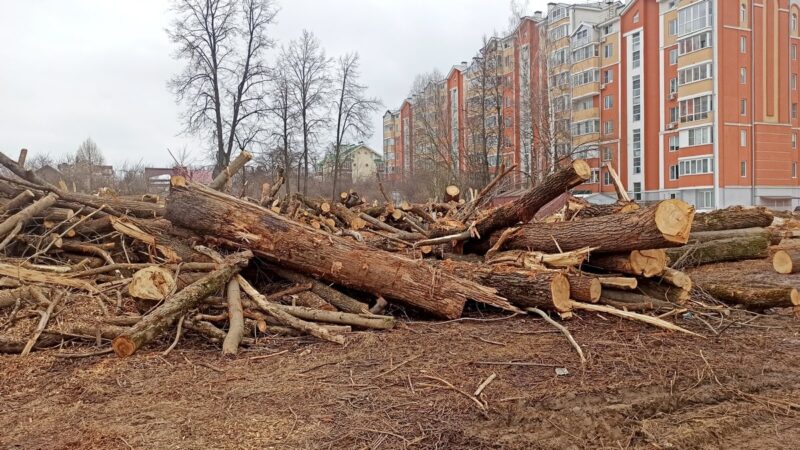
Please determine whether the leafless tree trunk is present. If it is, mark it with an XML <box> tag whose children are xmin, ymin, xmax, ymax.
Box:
<box><xmin>284</xmin><ymin>30</ymin><xmax>331</xmax><ymax>195</ymax></box>
<box><xmin>168</xmin><ymin>0</ymin><xmax>277</xmax><ymax>176</ymax></box>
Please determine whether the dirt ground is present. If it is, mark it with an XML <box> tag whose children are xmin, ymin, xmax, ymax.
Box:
<box><xmin>2</xmin><ymin>302</ymin><xmax>799</xmax><ymax>450</ymax></box>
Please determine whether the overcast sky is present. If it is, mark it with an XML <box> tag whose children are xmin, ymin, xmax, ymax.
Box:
<box><xmin>0</xmin><ymin>0</ymin><xmax>553</xmax><ymax>168</ymax></box>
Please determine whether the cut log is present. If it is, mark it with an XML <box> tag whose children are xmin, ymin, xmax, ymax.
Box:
<box><xmin>636</xmin><ymin>279</ymin><xmax>690</xmax><ymax>304</ymax></box>
<box><xmin>329</xmin><ymin>202</ymin><xmax>367</xmax><ymax>230</ymax></box>
<box><xmin>0</xmin><ymin>192</ymin><xmax>58</xmax><ymax>239</ymax></box>
<box><xmin>0</xmin><ymin>286</ymin><xmax>33</xmax><ymax>308</ymax></box>
<box><xmin>572</xmin><ymin>201</ymin><xmax>640</xmax><ymax>219</ymax></box>
<box><xmin>1</xmin><ymin>190</ymin><xmax>35</xmax><ymax>215</ymax></box>
<box><xmin>444</xmin><ymin>185</ymin><xmax>461</xmax><ymax>203</ymax></box>
<box><xmin>436</xmin><ymin>259</ymin><xmax>572</xmax><ymax>313</ymax></box>
<box><xmin>700</xmin><ymin>283</ymin><xmax>800</xmax><ymax>310</ymax></box>
<box><xmin>288</xmin><ymin>290</ymin><xmax>337</xmax><ymax>311</ymax></box>
<box><xmin>773</xmin><ymin>249</ymin><xmax>800</xmax><ymax>274</ymax></box>
<box><xmin>269</xmin><ymin>304</ymin><xmax>395</xmax><ymax>329</ymax></box>
<box><xmin>222</xmin><ymin>278</ymin><xmax>244</xmax><ymax>355</ymax></box>
<box><xmin>660</xmin><ymin>268</ymin><xmax>692</xmax><ymax>291</ymax></box>
<box><xmin>209</xmin><ymin>151</ymin><xmax>252</xmax><ymax>191</ymax></box>
<box><xmin>267</xmin><ymin>266</ymin><xmax>370</xmax><ymax>314</ymax></box>
<box><xmin>486</xmin><ymin>247</ymin><xmax>594</xmax><ymax>269</ymax></box>
<box><xmin>688</xmin><ymin>227</ymin><xmax>773</xmax><ymax>244</ymax></box>
<box><xmin>598</xmin><ymin>277</ymin><xmax>638</xmax><ymax>290</ymax></box>
<box><xmin>128</xmin><ymin>266</ymin><xmax>176</xmax><ymax>300</ymax></box>
<box><xmin>111</xmin><ymin>252</ymin><xmax>250</xmax><ymax>357</ymax></box>
<box><xmin>586</xmin><ymin>250</ymin><xmax>668</xmax><ymax>277</ymax></box>
<box><xmin>665</xmin><ymin>235</ymin><xmax>769</xmax><ymax>268</ymax></box>
<box><xmin>497</xmin><ymin>200</ymin><xmax>695</xmax><ymax>254</ymax></box>
<box><xmin>691</xmin><ymin>206</ymin><xmax>773</xmax><ymax>233</ymax></box>
<box><xmin>565</xmin><ymin>274</ymin><xmax>601</xmax><ymax>303</ymax></box>
<box><xmin>165</xmin><ymin>178</ymin><xmax>513</xmax><ymax>319</ymax></box>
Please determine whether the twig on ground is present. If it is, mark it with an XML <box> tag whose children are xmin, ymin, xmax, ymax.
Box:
<box><xmin>527</xmin><ymin>307</ymin><xmax>586</xmax><ymax>365</ymax></box>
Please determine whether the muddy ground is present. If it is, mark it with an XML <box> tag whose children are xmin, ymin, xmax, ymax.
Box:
<box><xmin>1</xmin><ymin>301</ymin><xmax>799</xmax><ymax>449</ymax></box>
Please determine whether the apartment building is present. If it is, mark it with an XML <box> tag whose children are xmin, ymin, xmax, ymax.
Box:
<box><xmin>382</xmin><ymin>110</ymin><xmax>401</xmax><ymax>180</ymax></box>
<box><xmin>385</xmin><ymin>0</ymin><xmax>800</xmax><ymax>209</ymax></box>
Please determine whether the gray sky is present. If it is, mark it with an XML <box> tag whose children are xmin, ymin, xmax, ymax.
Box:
<box><xmin>0</xmin><ymin>0</ymin><xmax>551</xmax><ymax>168</ymax></box>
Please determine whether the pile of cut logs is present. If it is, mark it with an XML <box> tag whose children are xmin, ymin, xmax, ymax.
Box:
<box><xmin>0</xmin><ymin>148</ymin><xmax>796</xmax><ymax>357</ymax></box>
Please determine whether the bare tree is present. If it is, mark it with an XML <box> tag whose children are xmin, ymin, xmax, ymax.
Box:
<box><xmin>284</xmin><ymin>30</ymin><xmax>331</xmax><ymax>194</ymax></box>
<box><xmin>75</xmin><ymin>138</ymin><xmax>106</xmax><ymax>192</ymax></box>
<box><xmin>168</xmin><ymin>0</ymin><xmax>277</xmax><ymax>175</ymax></box>
<box><xmin>330</xmin><ymin>53</ymin><xmax>381</xmax><ymax>200</ymax></box>
<box><xmin>27</xmin><ymin>153</ymin><xmax>55</xmax><ymax>171</ymax></box>
<box><xmin>268</xmin><ymin>63</ymin><xmax>297</xmax><ymax>194</ymax></box>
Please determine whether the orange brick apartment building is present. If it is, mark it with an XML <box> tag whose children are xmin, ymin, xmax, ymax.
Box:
<box><xmin>384</xmin><ymin>0</ymin><xmax>800</xmax><ymax>209</ymax></box>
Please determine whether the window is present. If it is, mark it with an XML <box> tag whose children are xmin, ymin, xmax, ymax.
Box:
<box><xmin>679</xmin><ymin>157</ymin><xmax>713</xmax><ymax>176</ymax></box>
<box><xmin>793</xmin><ymin>13</ymin><xmax>798</xmax><ymax>33</ymax></box>
<box><xmin>669</xmin><ymin>78</ymin><xmax>678</xmax><ymax>94</ymax></box>
<box><xmin>677</xmin><ymin>1</ymin><xmax>712</xmax><ymax>35</ymax></box>
<box><xmin>793</xmin><ymin>45</ymin><xmax>797</xmax><ymax>60</ymax></box>
<box><xmin>669</xmin><ymin>135</ymin><xmax>679</xmax><ymax>152</ymax></box>
<box><xmin>604</xmin><ymin>121</ymin><xmax>614</xmax><ymax>135</ymax></box>
<box><xmin>602</xmin><ymin>25</ymin><xmax>612</xmax><ymax>36</ymax></box>
<box><xmin>633</xmin><ymin>182</ymin><xmax>642</xmax><ymax>201</ymax></box>
<box><xmin>670</xmin><ymin>107</ymin><xmax>679</xmax><ymax>123</ymax></box>
<box><xmin>669</xmin><ymin>19</ymin><xmax>678</xmax><ymax>36</ymax></box>
<box><xmin>631</xmin><ymin>33</ymin><xmax>641</xmax><ymax>69</ymax></box>
<box><xmin>678</xmin><ymin>31</ymin><xmax>712</xmax><ymax>55</ymax></box>
<box><xmin>740</xmin><ymin>160</ymin><xmax>747</xmax><ymax>177</ymax></box>
<box><xmin>603</xmin><ymin>171</ymin><xmax>611</xmax><ymax>185</ymax></box>
<box><xmin>740</xmin><ymin>36</ymin><xmax>747</xmax><ymax>53</ymax></box>
<box><xmin>684</xmin><ymin>126</ymin><xmax>713</xmax><ymax>146</ymax></box>
<box><xmin>740</xmin><ymin>129</ymin><xmax>747</xmax><ymax>147</ymax></box>
<box><xmin>697</xmin><ymin>190</ymin><xmax>714</xmax><ymax>209</ymax></box>
<box><xmin>634</xmin><ymin>12</ymin><xmax>640</xmax><ymax>24</ymax></box>
<box><xmin>740</xmin><ymin>99</ymin><xmax>747</xmax><ymax>116</ymax></box>
<box><xmin>740</xmin><ymin>4</ymin><xmax>747</xmax><ymax>26</ymax></box>
<box><xmin>793</xmin><ymin>133</ymin><xmax>798</xmax><ymax>149</ymax></box>
<box><xmin>669</xmin><ymin>49</ymin><xmax>678</xmax><ymax>65</ymax></box>
<box><xmin>794</xmin><ymin>103</ymin><xmax>798</xmax><ymax>119</ymax></box>
<box><xmin>504</xmin><ymin>117</ymin><xmax>513</xmax><ymax>128</ymax></box>
<box><xmin>572</xmin><ymin>45</ymin><xmax>599</xmax><ymax>63</ymax></box>
<box><xmin>572</xmin><ymin>69</ymin><xmax>600</xmax><ymax>87</ymax></box>
<box><xmin>604</xmin><ymin>95</ymin><xmax>613</xmax><ymax>109</ymax></box>
<box><xmin>740</xmin><ymin>68</ymin><xmax>746</xmax><ymax>84</ymax></box>
<box><xmin>793</xmin><ymin>74</ymin><xmax>797</xmax><ymax>90</ymax></box>
<box><xmin>632</xmin><ymin>76</ymin><xmax>641</xmax><ymax>121</ymax></box>
<box><xmin>670</xmin><ymin>165</ymin><xmax>679</xmax><ymax>180</ymax></box>
<box><xmin>603</xmin><ymin>69</ymin><xmax>613</xmax><ymax>84</ymax></box>
<box><xmin>574</xmin><ymin>97</ymin><xmax>593</xmax><ymax>111</ymax></box>
<box><xmin>590</xmin><ymin>169</ymin><xmax>600</xmax><ymax>184</ymax></box>
<box><xmin>794</xmin><ymin>162</ymin><xmax>798</xmax><ymax>178</ymax></box>
<box><xmin>572</xmin><ymin>119</ymin><xmax>600</xmax><ymax>136</ymax></box>
<box><xmin>549</xmin><ymin>24</ymin><xmax>569</xmax><ymax>41</ymax></box>
<box><xmin>678</xmin><ymin>63</ymin><xmax>713</xmax><ymax>85</ymax></box>
<box><xmin>604</xmin><ymin>44</ymin><xmax>613</xmax><ymax>58</ymax></box>
<box><xmin>679</xmin><ymin>95</ymin><xmax>712</xmax><ymax>122</ymax></box>
<box><xmin>602</xmin><ymin>147</ymin><xmax>613</xmax><ymax>161</ymax></box>
<box><xmin>633</xmin><ymin>129</ymin><xmax>642</xmax><ymax>174</ymax></box>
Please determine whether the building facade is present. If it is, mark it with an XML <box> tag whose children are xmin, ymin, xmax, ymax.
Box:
<box><xmin>385</xmin><ymin>0</ymin><xmax>800</xmax><ymax>210</ymax></box>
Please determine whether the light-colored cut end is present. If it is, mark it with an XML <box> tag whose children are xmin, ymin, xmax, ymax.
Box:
<box><xmin>630</xmin><ymin>249</ymin><xmax>668</xmax><ymax>277</ymax></box>
<box><xmin>572</xmin><ymin>159</ymin><xmax>592</xmax><ymax>181</ymax></box>
<box><xmin>588</xmin><ymin>278</ymin><xmax>602</xmax><ymax>303</ymax></box>
<box><xmin>551</xmin><ymin>273</ymin><xmax>573</xmax><ymax>313</ymax></box>
<box><xmin>773</xmin><ymin>250</ymin><xmax>793</xmax><ymax>274</ymax></box>
<box><xmin>128</xmin><ymin>266</ymin><xmax>176</xmax><ymax>300</ymax></box>
<box><xmin>111</xmin><ymin>336</ymin><xmax>135</xmax><ymax>357</ymax></box>
<box><xmin>170</xmin><ymin>175</ymin><xmax>187</xmax><ymax>188</ymax></box>
<box><xmin>655</xmin><ymin>199</ymin><xmax>695</xmax><ymax>243</ymax></box>
<box><xmin>791</xmin><ymin>288</ymin><xmax>800</xmax><ymax>306</ymax></box>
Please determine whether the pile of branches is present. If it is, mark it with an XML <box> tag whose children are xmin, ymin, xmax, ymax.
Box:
<box><xmin>0</xmin><ymin>148</ymin><xmax>795</xmax><ymax>358</ymax></box>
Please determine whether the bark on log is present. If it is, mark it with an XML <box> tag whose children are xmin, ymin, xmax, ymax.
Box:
<box><xmin>0</xmin><ymin>192</ymin><xmax>58</xmax><ymax>239</ymax></box>
<box><xmin>773</xmin><ymin>249</ymin><xmax>800</xmax><ymax>274</ymax></box>
<box><xmin>572</xmin><ymin>201</ymin><xmax>640</xmax><ymax>219</ymax></box>
<box><xmin>665</xmin><ymin>235</ymin><xmax>769</xmax><ymax>268</ymax></box>
<box><xmin>700</xmin><ymin>283</ymin><xmax>800</xmax><ymax>310</ymax></box>
<box><xmin>660</xmin><ymin>268</ymin><xmax>692</xmax><ymax>291</ymax></box>
<box><xmin>598</xmin><ymin>277</ymin><xmax>638</xmax><ymax>290</ymax></box>
<box><xmin>636</xmin><ymin>279</ymin><xmax>690</xmax><ymax>304</ymax></box>
<box><xmin>585</xmin><ymin>250</ymin><xmax>668</xmax><ymax>277</ymax></box>
<box><xmin>267</xmin><ymin>266</ymin><xmax>370</xmax><ymax>314</ymax></box>
<box><xmin>600</xmin><ymin>290</ymin><xmax>671</xmax><ymax>311</ymax></box>
<box><xmin>691</xmin><ymin>206</ymin><xmax>773</xmax><ymax>233</ymax></box>
<box><xmin>1</xmin><ymin>190</ymin><xmax>35</xmax><ymax>215</ymax></box>
<box><xmin>289</xmin><ymin>290</ymin><xmax>337</xmax><ymax>311</ymax></box>
<box><xmin>436</xmin><ymin>260</ymin><xmax>572</xmax><ymax>313</ymax></box>
<box><xmin>270</xmin><ymin>304</ymin><xmax>395</xmax><ymax>329</ymax></box>
<box><xmin>111</xmin><ymin>253</ymin><xmax>250</xmax><ymax>357</ymax></box>
<box><xmin>165</xmin><ymin>178</ymin><xmax>513</xmax><ymax>318</ymax></box>
<box><xmin>688</xmin><ymin>227</ymin><xmax>773</xmax><ymax>244</ymax></box>
<box><xmin>222</xmin><ymin>278</ymin><xmax>244</xmax><ymax>355</ymax></box>
<box><xmin>566</xmin><ymin>274</ymin><xmax>601</xmax><ymax>303</ymax></box>
<box><xmin>497</xmin><ymin>200</ymin><xmax>695</xmax><ymax>254</ymax></box>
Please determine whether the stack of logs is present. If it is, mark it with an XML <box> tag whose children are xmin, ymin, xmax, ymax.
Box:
<box><xmin>0</xmin><ymin>147</ymin><xmax>796</xmax><ymax>358</ymax></box>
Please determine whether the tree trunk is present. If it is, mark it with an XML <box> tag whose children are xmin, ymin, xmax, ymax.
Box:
<box><xmin>584</xmin><ymin>250</ymin><xmax>668</xmax><ymax>277</ymax></box>
<box><xmin>111</xmin><ymin>253</ymin><xmax>249</xmax><ymax>357</ymax></box>
<box><xmin>636</xmin><ymin>279</ymin><xmax>690</xmax><ymax>304</ymax></box>
<box><xmin>0</xmin><ymin>192</ymin><xmax>57</xmax><ymax>238</ymax></box>
<box><xmin>222</xmin><ymin>278</ymin><xmax>244</xmax><ymax>355</ymax></box>
<box><xmin>572</xmin><ymin>201</ymin><xmax>639</xmax><ymax>219</ymax></box>
<box><xmin>165</xmin><ymin>178</ymin><xmax>514</xmax><ymax>319</ymax></box>
<box><xmin>499</xmin><ymin>200</ymin><xmax>695</xmax><ymax>254</ymax></box>
<box><xmin>665</xmin><ymin>235</ymin><xmax>769</xmax><ymax>268</ymax></box>
<box><xmin>1</xmin><ymin>190</ymin><xmax>35</xmax><ymax>215</ymax></box>
<box><xmin>435</xmin><ymin>260</ymin><xmax>571</xmax><ymax>313</ymax></box>
<box><xmin>444</xmin><ymin>185</ymin><xmax>460</xmax><ymax>202</ymax></box>
<box><xmin>689</xmin><ymin>227</ymin><xmax>776</xmax><ymax>244</ymax></box>
<box><xmin>209</xmin><ymin>151</ymin><xmax>252</xmax><ymax>191</ymax></box>
<box><xmin>699</xmin><ymin>283</ymin><xmax>800</xmax><ymax>310</ymax></box>
<box><xmin>773</xmin><ymin>249</ymin><xmax>800</xmax><ymax>274</ymax></box>
<box><xmin>691</xmin><ymin>206</ymin><xmax>773</xmax><ymax>233</ymax></box>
